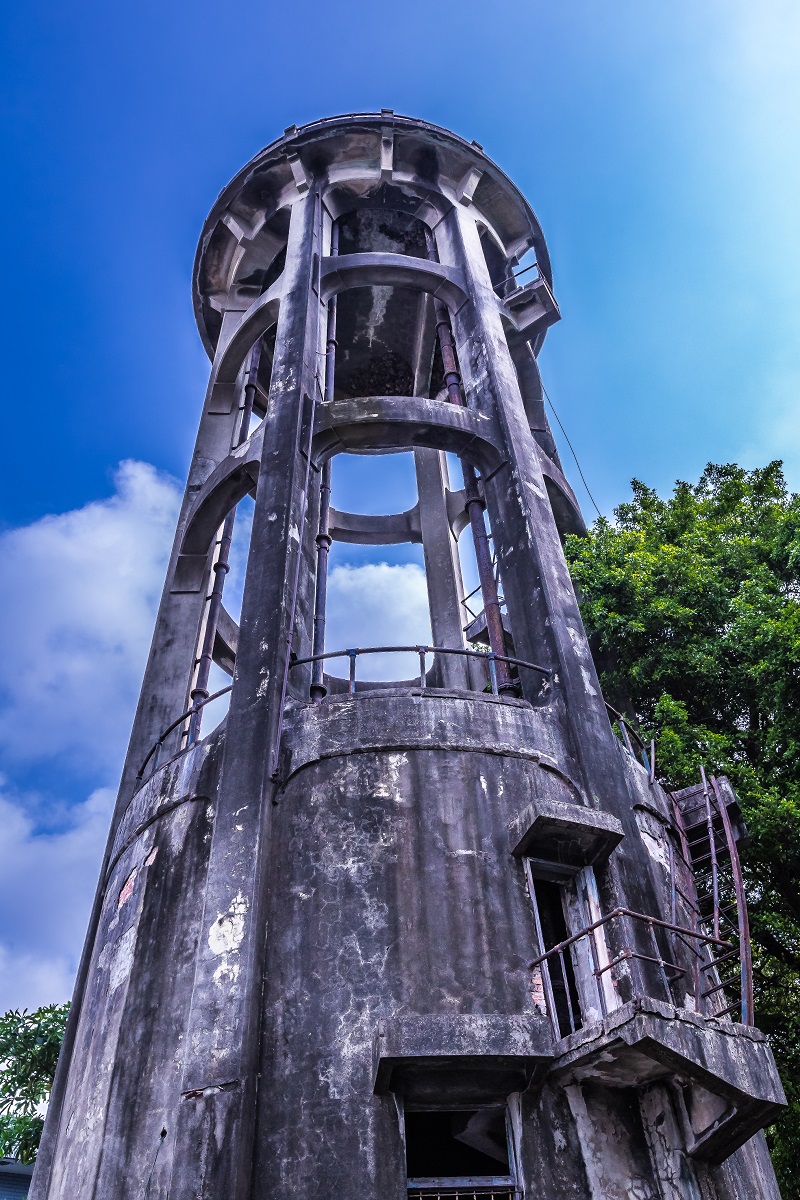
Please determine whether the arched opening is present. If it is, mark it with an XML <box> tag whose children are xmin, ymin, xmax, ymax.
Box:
<box><xmin>182</xmin><ymin>490</ymin><xmax>256</xmax><ymax>745</ymax></box>
<box><xmin>332</xmin><ymin>286</ymin><xmax>445</xmax><ymax>401</ymax></box>
<box><xmin>323</xmin><ymin>451</ymin><xmax>432</xmax><ymax>685</ymax></box>
<box><xmin>329</xmin><ymin>183</ymin><xmax>431</xmax><ymax>257</ymax></box>
<box><xmin>325</xmin><ymin>199</ymin><xmax>447</xmax><ymax>403</ymax></box>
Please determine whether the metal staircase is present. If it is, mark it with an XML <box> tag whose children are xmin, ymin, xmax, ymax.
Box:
<box><xmin>669</xmin><ymin>769</ymin><xmax>754</xmax><ymax>1025</ymax></box>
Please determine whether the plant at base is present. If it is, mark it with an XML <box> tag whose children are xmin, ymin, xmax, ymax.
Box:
<box><xmin>0</xmin><ymin>1003</ymin><xmax>70</xmax><ymax>1164</ymax></box>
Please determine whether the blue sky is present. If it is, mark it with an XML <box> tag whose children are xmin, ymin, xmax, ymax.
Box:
<box><xmin>1</xmin><ymin>0</ymin><xmax>799</xmax><ymax>1008</ymax></box>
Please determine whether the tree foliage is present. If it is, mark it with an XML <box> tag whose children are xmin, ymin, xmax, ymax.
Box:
<box><xmin>565</xmin><ymin>461</ymin><xmax>800</xmax><ymax>1193</ymax></box>
<box><xmin>0</xmin><ymin>1003</ymin><xmax>69</xmax><ymax>1164</ymax></box>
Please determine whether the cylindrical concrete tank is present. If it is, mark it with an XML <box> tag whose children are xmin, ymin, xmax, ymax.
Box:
<box><xmin>32</xmin><ymin>114</ymin><xmax>784</xmax><ymax>1200</ymax></box>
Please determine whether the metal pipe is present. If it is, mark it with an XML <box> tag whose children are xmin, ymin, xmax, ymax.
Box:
<box><xmin>310</xmin><ymin>221</ymin><xmax>339</xmax><ymax>702</ymax></box>
<box><xmin>461</xmin><ymin>457</ymin><xmax>513</xmax><ymax>689</ymax></box>
<box><xmin>324</xmin><ymin>222</ymin><xmax>339</xmax><ymax>404</ymax></box>
<box><xmin>136</xmin><ymin>685</ymin><xmax>233</xmax><ymax>784</ymax></box>
<box><xmin>310</xmin><ymin>461</ymin><xmax>332</xmax><ymax>701</ymax></box>
<box><xmin>423</xmin><ymin>228</ymin><xmax>512</xmax><ymax>689</ymax></box>
<box><xmin>432</xmin><ymin>294</ymin><xmax>465</xmax><ymax>408</ymax></box>
<box><xmin>188</xmin><ymin>339</ymin><xmax>263</xmax><ymax>743</ymax></box>
<box><xmin>188</xmin><ymin>513</ymin><xmax>234</xmax><ymax>743</ymax></box>
<box><xmin>238</xmin><ymin>338</ymin><xmax>262</xmax><ymax>446</ymax></box>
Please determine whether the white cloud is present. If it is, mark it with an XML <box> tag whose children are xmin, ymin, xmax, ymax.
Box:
<box><xmin>0</xmin><ymin>461</ymin><xmax>179</xmax><ymax>1012</ymax></box>
<box><xmin>0</xmin><ymin>787</ymin><xmax>113</xmax><ymax>1012</ymax></box>
<box><xmin>0</xmin><ymin>460</ymin><xmax>180</xmax><ymax>776</ymax></box>
<box><xmin>325</xmin><ymin>561</ymin><xmax>431</xmax><ymax>681</ymax></box>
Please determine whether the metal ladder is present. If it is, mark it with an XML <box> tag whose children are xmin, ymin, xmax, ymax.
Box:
<box><xmin>669</xmin><ymin>769</ymin><xmax>754</xmax><ymax>1024</ymax></box>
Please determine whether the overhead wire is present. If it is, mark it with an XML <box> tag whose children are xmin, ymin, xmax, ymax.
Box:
<box><xmin>540</xmin><ymin>380</ymin><xmax>604</xmax><ymax>520</ymax></box>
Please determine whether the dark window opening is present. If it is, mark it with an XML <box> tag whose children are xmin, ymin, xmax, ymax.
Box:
<box><xmin>528</xmin><ymin>874</ymin><xmax>583</xmax><ymax>1038</ymax></box>
<box><xmin>237</xmin><ymin>246</ymin><xmax>286</xmax><ymax>295</ymax></box>
<box><xmin>405</xmin><ymin>1108</ymin><xmax>511</xmax><ymax>1181</ymax></box>
<box><xmin>333</xmin><ymin>286</ymin><xmax>431</xmax><ymax>400</ymax></box>
<box><xmin>336</xmin><ymin>193</ymin><xmax>430</xmax><ymax>258</ymax></box>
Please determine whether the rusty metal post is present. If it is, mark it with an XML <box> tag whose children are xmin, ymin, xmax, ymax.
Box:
<box><xmin>460</xmin><ymin>458</ymin><xmax>512</xmax><ymax>689</ymax></box>
<box><xmin>425</xmin><ymin>230</ymin><xmax>512</xmax><ymax>689</ymax></box>
<box><xmin>310</xmin><ymin>222</ymin><xmax>338</xmax><ymax>701</ymax></box>
<box><xmin>238</xmin><ymin>338</ymin><xmax>263</xmax><ymax>445</ymax></box>
<box><xmin>188</xmin><ymin>512</ymin><xmax>234</xmax><ymax>743</ymax></box>
<box><xmin>188</xmin><ymin>339</ymin><xmax>262</xmax><ymax>742</ymax></box>
<box><xmin>310</xmin><ymin>460</ymin><xmax>332</xmax><ymax>702</ymax></box>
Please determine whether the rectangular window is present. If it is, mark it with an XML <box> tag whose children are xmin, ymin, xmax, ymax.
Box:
<box><xmin>524</xmin><ymin>860</ymin><xmax>583</xmax><ymax>1038</ymax></box>
<box><xmin>405</xmin><ymin>1107</ymin><xmax>517</xmax><ymax>1198</ymax></box>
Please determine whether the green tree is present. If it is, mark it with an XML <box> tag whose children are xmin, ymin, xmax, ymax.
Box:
<box><xmin>564</xmin><ymin>461</ymin><xmax>800</xmax><ymax>1194</ymax></box>
<box><xmin>0</xmin><ymin>1003</ymin><xmax>69</xmax><ymax>1164</ymax></box>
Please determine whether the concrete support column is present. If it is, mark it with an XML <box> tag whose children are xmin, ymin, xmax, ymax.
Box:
<box><xmin>413</xmin><ymin>448</ymin><xmax>470</xmax><ymax>688</ymax></box>
<box><xmin>166</xmin><ymin>185</ymin><xmax>324</xmax><ymax>1200</ymax></box>
<box><xmin>441</xmin><ymin>206</ymin><xmax>606</xmax><ymax>739</ymax></box>
<box><xmin>439</xmin><ymin>205</ymin><xmax>671</xmax><ymax>985</ymax></box>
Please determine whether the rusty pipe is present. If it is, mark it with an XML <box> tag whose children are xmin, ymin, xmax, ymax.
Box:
<box><xmin>310</xmin><ymin>460</ymin><xmax>332</xmax><ymax>701</ymax></box>
<box><xmin>238</xmin><ymin>338</ymin><xmax>262</xmax><ymax>446</ymax></box>
<box><xmin>324</xmin><ymin>222</ymin><xmax>339</xmax><ymax>404</ymax></box>
<box><xmin>424</xmin><ymin>231</ymin><xmax>511</xmax><ymax>688</ymax></box>
<box><xmin>188</xmin><ymin>340</ymin><xmax>263</xmax><ymax>742</ymax></box>
<box><xmin>460</xmin><ymin>460</ymin><xmax>512</xmax><ymax>689</ymax></box>
<box><xmin>188</xmin><ymin>511</ymin><xmax>235</xmax><ymax>743</ymax></box>
<box><xmin>310</xmin><ymin>222</ymin><xmax>339</xmax><ymax>700</ymax></box>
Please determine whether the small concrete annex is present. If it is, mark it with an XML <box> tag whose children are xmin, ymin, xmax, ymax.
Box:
<box><xmin>31</xmin><ymin>113</ymin><xmax>785</xmax><ymax>1200</ymax></box>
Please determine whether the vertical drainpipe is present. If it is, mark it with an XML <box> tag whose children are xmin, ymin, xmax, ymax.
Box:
<box><xmin>188</xmin><ymin>338</ymin><xmax>263</xmax><ymax>741</ymax></box>
<box><xmin>310</xmin><ymin>221</ymin><xmax>338</xmax><ymax>700</ymax></box>
<box><xmin>425</xmin><ymin>229</ymin><xmax>512</xmax><ymax>690</ymax></box>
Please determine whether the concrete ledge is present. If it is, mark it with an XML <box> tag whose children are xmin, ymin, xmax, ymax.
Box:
<box><xmin>373</xmin><ymin>1013</ymin><xmax>553</xmax><ymax>1102</ymax></box>
<box><xmin>509</xmin><ymin>795</ymin><xmax>623</xmax><ymax>866</ymax></box>
<box><xmin>551</xmin><ymin>998</ymin><xmax>786</xmax><ymax>1164</ymax></box>
<box><xmin>279</xmin><ymin>690</ymin><xmax>563</xmax><ymax>782</ymax></box>
<box><xmin>313</xmin><ymin>396</ymin><xmax>504</xmax><ymax>473</ymax></box>
<box><xmin>320</xmin><ymin>252</ymin><xmax>468</xmax><ymax>312</ymax></box>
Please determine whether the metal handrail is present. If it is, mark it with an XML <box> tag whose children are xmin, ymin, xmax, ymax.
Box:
<box><xmin>605</xmin><ymin>700</ymin><xmax>654</xmax><ymax>775</ymax></box>
<box><xmin>529</xmin><ymin>905</ymin><xmax>739</xmax><ymax>1037</ymax></box>
<box><xmin>529</xmin><ymin>907</ymin><xmax>731</xmax><ymax>972</ymax></box>
<box><xmin>134</xmin><ymin>686</ymin><xmax>233</xmax><ymax>785</ymax></box>
<box><xmin>289</xmin><ymin>644</ymin><xmax>552</xmax><ymax>698</ymax></box>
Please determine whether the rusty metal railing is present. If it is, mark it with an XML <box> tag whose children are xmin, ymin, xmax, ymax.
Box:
<box><xmin>407</xmin><ymin>1187</ymin><xmax>516</xmax><ymax>1199</ymax></box>
<box><xmin>529</xmin><ymin>906</ymin><xmax>736</xmax><ymax>1040</ymax></box>
<box><xmin>133</xmin><ymin>644</ymin><xmax>551</xmax><ymax>790</ymax></box>
<box><xmin>134</xmin><ymin>685</ymin><xmax>232</xmax><ymax>786</ymax></box>
<box><xmin>289</xmin><ymin>644</ymin><xmax>552</xmax><ymax>699</ymax></box>
<box><xmin>605</xmin><ymin>700</ymin><xmax>655</xmax><ymax>781</ymax></box>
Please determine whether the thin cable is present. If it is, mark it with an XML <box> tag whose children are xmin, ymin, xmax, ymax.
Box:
<box><xmin>144</xmin><ymin>1127</ymin><xmax>167</xmax><ymax>1198</ymax></box>
<box><xmin>540</xmin><ymin>381</ymin><xmax>603</xmax><ymax>520</ymax></box>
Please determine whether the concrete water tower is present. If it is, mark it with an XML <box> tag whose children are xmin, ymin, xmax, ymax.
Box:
<box><xmin>32</xmin><ymin>113</ymin><xmax>785</xmax><ymax>1200</ymax></box>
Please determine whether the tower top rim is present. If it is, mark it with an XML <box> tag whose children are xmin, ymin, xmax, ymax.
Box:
<box><xmin>193</xmin><ymin>112</ymin><xmax>553</xmax><ymax>359</ymax></box>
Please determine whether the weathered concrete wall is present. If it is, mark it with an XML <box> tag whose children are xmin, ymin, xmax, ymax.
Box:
<box><xmin>37</xmin><ymin>731</ymin><xmax>225</xmax><ymax>1199</ymax></box>
<box><xmin>256</xmin><ymin>694</ymin><xmax>558</xmax><ymax>1197</ymax></box>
